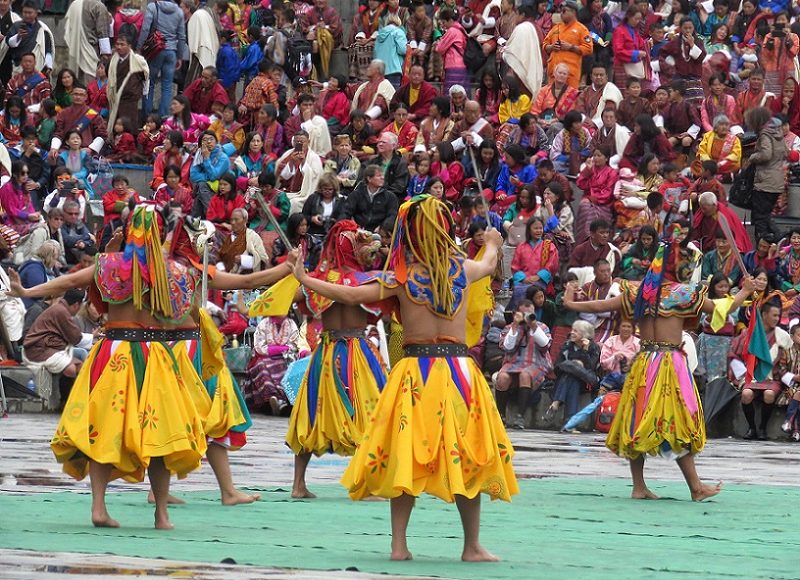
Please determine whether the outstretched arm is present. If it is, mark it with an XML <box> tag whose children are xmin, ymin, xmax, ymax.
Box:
<box><xmin>211</xmin><ymin>262</ymin><xmax>293</xmax><ymax>291</ymax></box>
<box><xmin>464</xmin><ymin>228</ymin><xmax>503</xmax><ymax>282</ymax></box>
<box><xmin>562</xmin><ymin>280</ymin><xmax>623</xmax><ymax>313</ymax></box>
<box><xmin>292</xmin><ymin>255</ymin><xmax>400</xmax><ymax>305</ymax></box>
<box><xmin>702</xmin><ymin>275</ymin><xmax>755</xmax><ymax>315</ymax></box>
<box><xmin>8</xmin><ymin>266</ymin><xmax>94</xmax><ymax>298</ymax></box>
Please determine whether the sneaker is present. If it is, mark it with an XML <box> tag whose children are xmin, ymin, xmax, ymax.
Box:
<box><xmin>782</xmin><ymin>420</ymin><xmax>792</xmax><ymax>434</ymax></box>
<box><xmin>743</xmin><ymin>428</ymin><xmax>757</xmax><ymax>440</ymax></box>
<box><xmin>268</xmin><ymin>395</ymin><xmax>281</xmax><ymax>416</ymax></box>
<box><xmin>543</xmin><ymin>405</ymin><xmax>557</xmax><ymax>422</ymax></box>
<box><xmin>792</xmin><ymin>431</ymin><xmax>800</xmax><ymax>442</ymax></box>
<box><xmin>510</xmin><ymin>414</ymin><xmax>526</xmax><ymax>430</ymax></box>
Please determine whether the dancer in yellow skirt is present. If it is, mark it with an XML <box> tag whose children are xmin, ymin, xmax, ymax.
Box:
<box><xmin>564</xmin><ymin>220</ymin><xmax>755</xmax><ymax>501</ymax></box>
<box><xmin>291</xmin><ymin>196</ymin><xmax>517</xmax><ymax>562</ymax></box>
<box><xmin>9</xmin><ymin>203</ymin><xmax>294</xmax><ymax>529</ymax></box>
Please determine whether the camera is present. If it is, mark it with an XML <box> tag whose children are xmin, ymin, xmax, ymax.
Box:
<box><xmin>525</xmin><ymin>313</ymin><xmax>537</xmax><ymax>323</ymax></box>
<box><xmin>59</xmin><ymin>180</ymin><xmax>76</xmax><ymax>195</ymax></box>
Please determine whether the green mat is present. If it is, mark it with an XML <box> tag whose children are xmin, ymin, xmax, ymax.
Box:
<box><xmin>0</xmin><ymin>478</ymin><xmax>795</xmax><ymax>579</ymax></box>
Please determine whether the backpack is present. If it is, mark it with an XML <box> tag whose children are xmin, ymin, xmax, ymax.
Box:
<box><xmin>594</xmin><ymin>391</ymin><xmax>621</xmax><ymax>433</ymax></box>
<box><xmin>284</xmin><ymin>33</ymin><xmax>313</xmax><ymax>80</ymax></box>
<box><xmin>464</xmin><ymin>37</ymin><xmax>487</xmax><ymax>74</ymax></box>
<box><xmin>729</xmin><ymin>163</ymin><xmax>754</xmax><ymax>210</ymax></box>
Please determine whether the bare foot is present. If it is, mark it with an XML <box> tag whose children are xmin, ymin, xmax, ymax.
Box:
<box><xmin>631</xmin><ymin>487</ymin><xmax>660</xmax><ymax>500</ymax></box>
<box><xmin>91</xmin><ymin>511</ymin><xmax>120</xmax><ymax>528</ymax></box>
<box><xmin>221</xmin><ymin>489</ymin><xmax>262</xmax><ymax>505</ymax></box>
<box><xmin>390</xmin><ymin>549</ymin><xmax>413</xmax><ymax>561</ymax></box>
<box><xmin>462</xmin><ymin>544</ymin><xmax>500</xmax><ymax>562</ymax></box>
<box><xmin>154</xmin><ymin>510</ymin><xmax>174</xmax><ymax>530</ymax></box>
<box><xmin>147</xmin><ymin>491</ymin><xmax>186</xmax><ymax>505</ymax></box>
<box><xmin>291</xmin><ymin>487</ymin><xmax>317</xmax><ymax>499</ymax></box>
<box><xmin>691</xmin><ymin>481</ymin><xmax>723</xmax><ymax>502</ymax></box>
<box><xmin>362</xmin><ymin>495</ymin><xmax>387</xmax><ymax>502</ymax></box>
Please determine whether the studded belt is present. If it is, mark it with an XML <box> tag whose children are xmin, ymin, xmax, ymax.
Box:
<box><xmin>641</xmin><ymin>341</ymin><xmax>682</xmax><ymax>353</ymax></box>
<box><xmin>105</xmin><ymin>328</ymin><xmax>200</xmax><ymax>342</ymax></box>
<box><xmin>404</xmin><ymin>343</ymin><xmax>469</xmax><ymax>358</ymax></box>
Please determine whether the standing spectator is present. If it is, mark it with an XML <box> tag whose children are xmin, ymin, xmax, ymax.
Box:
<box><xmin>0</xmin><ymin>0</ymin><xmax>20</xmax><ymax>88</ymax></box>
<box><xmin>63</xmin><ymin>0</ymin><xmax>111</xmax><ymax>83</ymax></box>
<box><xmin>374</xmin><ymin>14</ymin><xmax>406</xmax><ymax>90</ymax></box>
<box><xmin>300</xmin><ymin>0</ymin><xmax>343</xmax><ymax>80</ymax></box>
<box><xmin>364</xmin><ymin>131</ymin><xmax>409</xmax><ymax>202</ymax></box>
<box><xmin>189</xmin><ymin>130</ymin><xmax>230</xmax><ymax>216</ymax></box>
<box><xmin>5</xmin><ymin>0</ymin><xmax>53</xmax><ymax>76</ymax></box>
<box><xmin>184</xmin><ymin>65</ymin><xmax>229</xmax><ymax>117</ymax></box>
<box><xmin>5</xmin><ymin>51</ymin><xmax>51</xmax><ymax>108</ymax></box>
<box><xmin>760</xmin><ymin>12</ymin><xmax>798</xmax><ymax>96</ymax></box>
<box><xmin>348</xmin><ymin>0</ymin><xmax>384</xmax><ymax>81</ymax></box>
<box><xmin>496</xmin><ymin>301</ymin><xmax>553</xmax><ymax>429</ymax></box>
<box><xmin>60</xmin><ymin>199</ymin><xmax>95</xmax><ymax>264</ymax></box>
<box><xmin>434</xmin><ymin>8</ymin><xmax>467</xmax><ymax>94</ymax></box>
<box><xmin>215</xmin><ymin>29</ymin><xmax>240</xmax><ymax>101</ymax></box>
<box><xmin>747</xmin><ymin>106</ymin><xmax>788</xmax><ymax>241</ymax></box>
<box><xmin>611</xmin><ymin>5</ymin><xmax>651</xmax><ymax>94</ymax></box>
<box><xmin>658</xmin><ymin>17</ymin><xmax>706</xmax><ymax>104</ymax></box>
<box><xmin>185</xmin><ymin>0</ymin><xmax>220</xmax><ymax>85</ymax></box>
<box><xmin>137</xmin><ymin>0</ymin><xmax>187</xmax><ymax>119</ymax></box>
<box><xmin>106</xmin><ymin>35</ymin><xmax>148</xmax><ymax>134</ymax></box>
<box><xmin>541</xmin><ymin>0</ymin><xmax>592</xmax><ymax>90</ymax></box>
<box><xmin>343</xmin><ymin>164</ymin><xmax>399</xmax><ymax>232</ymax></box>
<box><xmin>405</xmin><ymin>0</ymin><xmax>432</xmax><ymax>72</ymax></box>
<box><xmin>238</xmin><ymin>60</ymin><xmax>279</xmax><ymax>129</ymax></box>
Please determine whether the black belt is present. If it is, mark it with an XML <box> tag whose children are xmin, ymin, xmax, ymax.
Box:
<box><xmin>106</xmin><ymin>328</ymin><xmax>200</xmax><ymax>342</ymax></box>
<box><xmin>404</xmin><ymin>343</ymin><xmax>469</xmax><ymax>358</ymax></box>
<box><xmin>322</xmin><ymin>329</ymin><xmax>365</xmax><ymax>340</ymax></box>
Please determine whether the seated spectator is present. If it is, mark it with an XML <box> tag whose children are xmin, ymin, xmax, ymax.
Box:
<box><xmin>184</xmin><ymin>65</ymin><xmax>230</xmax><ymax>117</ymax></box>
<box><xmin>390</xmin><ymin>64</ymin><xmax>436</xmax><ymax>124</ymax></box>
<box><xmin>535</xmin><ymin>181</ymin><xmax>575</xmax><ymax>265</ymax></box>
<box><xmin>233</xmin><ymin>132</ymin><xmax>270</xmax><ymax>193</ymax></box>
<box><xmin>343</xmin><ymin>164</ymin><xmax>399</xmax><ymax>232</ymax></box>
<box><xmin>462</xmin><ymin>139</ymin><xmax>502</xmax><ymax>207</ymax></box>
<box><xmin>11</xmin><ymin>126</ymin><xmax>49</xmax><ymax>210</ymax></box>
<box><xmin>502</xmin><ymin>185</ymin><xmax>537</xmax><ymax>276</ymax></box>
<box><xmin>101</xmin><ymin>175</ymin><xmax>140</xmax><ymax>226</ymax></box>
<box><xmin>462</xmin><ymin>219</ymin><xmax>503</xmax><ymax>289</ymax></box>
<box><xmin>60</xmin><ymin>200</ymin><xmax>96</xmax><ymax>265</ymax></box>
<box><xmin>22</xmin><ymin>288</ymin><xmax>89</xmax><ymax>405</ymax></box>
<box><xmin>687</xmin><ymin>160</ymin><xmax>727</xmax><ymax>208</ymax></box>
<box><xmin>275</xmin><ymin>130</ymin><xmax>324</xmax><ymax>214</ymax></box>
<box><xmin>550</xmin><ymin>110</ymin><xmax>592</xmax><ymax>176</ymax></box>
<box><xmin>696</xmin><ymin>273</ymin><xmax>736</xmax><ymax>385</ymax></box>
<box><xmin>36</xmin><ymin>100</ymin><xmax>57</xmax><ymax>150</ymax></box>
<box><xmin>350</xmin><ymin>59</ymin><xmax>395</xmax><ymax>132</ymax></box>
<box><xmin>599</xmin><ymin>320</ymin><xmax>639</xmax><ymax>392</ymax></box>
<box><xmin>730</xmin><ymin>302</ymin><xmax>792</xmax><ymax>439</ymax></box>
<box><xmin>496</xmin><ymin>300</ymin><xmax>553</xmax><ymax>429</ymax></box>
<box><xmin>163</xmin><ymin>95</ymin><xmax>209</xmax><ymax>146</ymax></box>
<box><xmin>620</xmin><ymin>113</ymin><xmax>675</xmax><ymax>171</ymax></box>
<box><xmin>150</xmin><ymin>130</ymin><xmax>191</xmax><ymax>191</ymax></box>
<box><xmin>700</xmin><ymin>74</ymin><xmax>740</xmax><ymax>133</ymax></box>
<box><xmin>301</xmin><ymin>173</ymin><xmax>345</xmax><ymax>237</ymax></box>
<box><xmin>244</xmin><ymin>315</ymin><xmax>301</xmax><ymax>415</ymax></box>
<box><xmin>0</xmin><ymin>159</ymin><xmax>41</xmax><ymax>236</ymax></box>
<box><xmin>18</xmin><ymin>239</ymin><xmax>62</xmax><ymax>308</ymax></box>
<box><xmin>251</xmin><ymin>170</ymin><xmax>290</xmax><ymax>233</ymax></box>
<box><xmin>635</xmin><ymin>153</ymin><xmax>664</xmax><ymax>194</ymax></box>
<box><xmin>744</xmin><ymin>234</ymin><xmax>779</xmax><ymax>279</ymax></box>
<box><xmin>13</xmin><ymin>208</ymin><xmax>65</xmax><ymax>266</ymax></box>
<box><xmin>238</xmin><ymin>61</ymin><xmax>280</xmax><ymax>130</ymax></box>
<box><xmin>153</xmin><ymin>164</ymin><xmax>193</xmax><ymax>216</ymax></box>
<box><xmin>216</xmin><ymin>208</ymin><xmax>269</xmax><ymax>274</ymax></box>
<box><xmin>363</xmin><ymin>131</ymin><xmax>409</xmax><ymax>202</ymax></box>
<box><xmin>384</xmin><ymin>103</ymin><xmax>418</xmax><ymax>158</ymax></box>
<box><xmin>207</xmin><ymin>173</ymin><xmax>245</xmax><ymax>228</ymax></box>
<box><xmin>531</xmin><ymin>159</ymin><xmax>572</xmax><ymax>204</ymax></box>
<box><xmin>474</xmin><ymin>70</ymin><xmax>501</xmax><ymax>125</ymax></box>
<box><xmin>620</xmin><ymin>225</ymin><xmax>658</xmax><ymax>281</ymax></box>
<box><xmin>568</xmin><ymin>220</ymin><xmax>621</xmax><ymax>276</ymax></box>
<box><xmin>510</xmin><ymin>216</ymin><xmax>559</xmax><ymax>307</ymax></box>
<box><xmin>576</xmin><ymin>258</ymin><xmax>620</xmax><ymax>342</ymax></box>
<box><xmin>137</xmin><ymin>114</ymin><xmax>164</xmax><ymax>160</ymax></box>
<box><xmin>497</xmin><ymin>112</ymin><xmax>547</xmax><ymax>160</ymax></box>
<box><xmin>0</xmin><ymin>96</ymin><xmax>27</xmax><ymax>147</ymax></box>
<box><xmin>271</xmin><ymin>213</ymin><xmax>321</xmax><ymax>270</ymax></box>
<box><xmin>209</xmin><ymin>104</ymin><xmax>246</xmax><ymax>152</ymax></box>
<box><xmin>414</xmin><ymin>95</ymin><xmax>455</xmax><ymax>153</ymax></box>
<box><xmin>324</xmin><ymin>134</ymin><xmax>361</xmax><ymax>197</ymax></box>
<box><xmin>529</xmin><ymin>63</ymin><xmax>579</xmax><ymax>134</ymax></box>
<box><xmin>56</xmin><ymin>129</ymin><xmax>94</xmax><ymax>197</ymax></box>
<box><xmin>575</xmin><ymin>146</ymin><xmax>617</xmax><ymax>244</ymax></box>
<box><xmin>252</xmin><ymin>104</ymin><xmax>284</xmax><ymax>160</ymax></box>
<box><xmin>780</xmin><ymin>324</ymin><xmax>800</xmax><ymax>441</ymax></box>
<box><xmin>106</xmin><ymin>117</ymin><xmax>141</xmax><ymax>163</ymax></box>
<box><xmin>591</xmin><ymin>108</ymin><xmax>631</xmax><ymax>169</ymax></box>
<box><xmin>406</xmin><ymin>154</ymin><xmax>432</xmax><ymax>198</ymax></box>
<box><xmin>658</xmin><ymin>162</ymin><xmax>692</xmax><ymax>221</ymax></box>
<box><xmin>496</xmin><ymin>144</ymin><xmax>537</xmax><ymax>206</ymax></box>
<box><xmin>693</xmin><ymin>190</ymin><xmax>752</xmax><ymax>253</ymax></box>
<box><xmin>42</xmin><ymin>167</ymin><xmax>87</xmax><ymax>221</ymax></box>
<box><xmin>544</xmin><ymin>319</ymin><xmax>601</xmax><ymax>425</ymax></box>
<box><xmin>702</xmin><ymin>229</ymin><xmax>743</xmax><ymax>286</ymax></box>
<box><xmin>283</xmin><ymin>93</ymin><xmax>332</xmax><ymax>158</ymax></box>
<box><xmin>616</xmin><ymin>78</ymin><xmax>649</xmax><ymax>131</ymax></box>
<box><xmin>498</xmin><ymin>75</ymin><xmax>531</xmax><ymax>126</ymax></box>
<box><xmin>431</xmin><ymin>141</ymin><xmax>463</xmax><ymax>201</ymax></box>
<box><xmin>190</xmin><ymin>130</ymin><xmax>231</xmax><ymax>216</ymax></box>
<box><xmin>694</xmin><ymin>115</ymin><xmax>742</xmax><ymax>178</ymax></box>
<box><xmin>341</xmin><ymin>111</ymin><xmax>378</xmax><ymax>160</ymax></box>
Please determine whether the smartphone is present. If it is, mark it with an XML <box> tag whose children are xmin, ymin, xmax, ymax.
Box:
<box><xmin>293</xmin><ymin>142</ymin><xmax>303</xmax><ymax>153</ymax></box>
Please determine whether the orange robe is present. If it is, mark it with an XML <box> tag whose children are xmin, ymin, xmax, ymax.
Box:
<box><xmin>541</xmin><ymin>22</ymin><xmax>593</xmax><ymax>89</ymax></box>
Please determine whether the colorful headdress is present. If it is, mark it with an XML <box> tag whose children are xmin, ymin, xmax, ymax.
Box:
<box><xmin>314</xmin><ymin>219</ymin><xmax>381</xmax><ymax>277</ymax></box>
<box><xmin>385</xmin><ymin>195</ymin><xmax>463</xmax><ymax>315</ymax></box>
<box><xmin>123</xmin><ymin>203</ymin><xmax>173</xmax><ymax>318</ymax></box>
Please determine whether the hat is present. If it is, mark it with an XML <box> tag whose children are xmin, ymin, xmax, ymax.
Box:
<box><xmin>619</xmin><ymin>167</ymin><xmax>635</xmax><ymax>179</ymax></box>
<box><xmin>562</xmin><ymin>0</ymin><xmax>580</xmax><ymax>11</ymax></box>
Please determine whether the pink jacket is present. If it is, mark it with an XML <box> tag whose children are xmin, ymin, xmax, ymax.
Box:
<box><xmin>600</xmin><ymin>334</ymin><xmax>641</xmax><ymax>373</ymax></box>
<box><xmin>576</xmin><ymin>164</ymin><xmax>618</xmax><ymax>206</ymax></box>
<box><xmin>700</xmin><ymin>94</ymin><xmax>739</xmax><ymax>132</ymax></box>
<box><xmin>511</xmin><ymin>238</ymin><xmax>560</xmax><ymax>279</ymax></box>
<box><xmin>435</xmin><ymin>22</ymin><xmax>466</xmax><ymax>69</ymax></box>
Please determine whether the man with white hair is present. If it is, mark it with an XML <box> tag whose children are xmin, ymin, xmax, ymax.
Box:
<box><xmin>351</xmin><ymin>59</ymin><xmax>396</xmax><ymax>131</ymax></box>
<box><xmin>692</xmin><ymin>191</ymin><xmax>752</xmax><ymax>253</ymax></box>
<box><xmin>363</xmin><ymin>131</ymin><xmax>409</xmax><ymax>202</ymax></box>
<box><xmin>216</xmin><ymin>208</ymin><xmax>269</xmax><ymax>274</ymax></box>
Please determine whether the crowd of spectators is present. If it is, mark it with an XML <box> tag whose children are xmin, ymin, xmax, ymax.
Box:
<box><xmin>5</xmin><ymin>0</ymin><xmax>800</xmax><ymax>438</ymax></box>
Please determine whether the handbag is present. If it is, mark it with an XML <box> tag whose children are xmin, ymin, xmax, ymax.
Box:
<box><xmin>140</xmin><ymin>2</ymin><xmax>165</xmax><ymax>61</ymax></box>
<box><xmin>623</xmin><ymin>61</ymin><xmax>646</xmax><ymax>79</ymax></box>
<box><xmin>729</xmin><ymin>164</ymin><xmax>755</xmax><ymax>210</ymax></box>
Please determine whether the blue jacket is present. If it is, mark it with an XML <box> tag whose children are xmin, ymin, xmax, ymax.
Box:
<box><xmin>216</xmin><ymin>44</ymin><xmax>241</xmax><ymax>89</ymax></box>
<box><xmin>373</xmin><ymin>24</ymin><xmax>407</xmax><ymax>76</ymax></box>
<box><xmin>190</xmin><ymin>145</ymin><xmax>230</xmax><ymax>183</ymax></box>
<box><xmin>496</xmin><ymin>163</ymin><xmax>537</xmax><ymax>198</ymax></box>
<box><xmin>240</xmin><ymin>42</ymin><xmax>264</xmax><ymax>82</ymax></box>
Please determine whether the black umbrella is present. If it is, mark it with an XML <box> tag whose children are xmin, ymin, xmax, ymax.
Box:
<box><xmin>701</xmin><ymin>377</ymin><xmax>739</xmax><ymax>423</ymax></box>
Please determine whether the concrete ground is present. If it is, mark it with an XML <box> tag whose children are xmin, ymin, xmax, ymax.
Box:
<box><xmin>1</xmin><ymin>413</ymin><xmax>797</xmax><ymax>578</ymax></box>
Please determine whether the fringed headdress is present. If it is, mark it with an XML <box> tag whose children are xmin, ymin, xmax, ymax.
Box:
<box><xmin>385</xmin><ymin>195</ymin><xmax>464</xmax><ymax>315</ymax></box>
<box><xmin>123</xmin><ymin>203</ymin><xmax>173</xmax><ymax>319</ymax></box>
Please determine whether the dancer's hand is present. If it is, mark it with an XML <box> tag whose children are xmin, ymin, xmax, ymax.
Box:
<box><xmin>290</xmin><ymin>249</ymin><xmax>306</xmax><ymax>281</ymax></box>
<box><xmin>741</xmin><ymin>275</ymin><xmax>756</xmax><ymax>295</ymax></box>
<box><xmin>7</xmin><ymin>269</ymin><xmax>26</xmax><ymax>298</ymax></box>
<box><xmin>485</xmin><ymin>228</ymin><xmax>502</xmax><ymax>248</ymax></box>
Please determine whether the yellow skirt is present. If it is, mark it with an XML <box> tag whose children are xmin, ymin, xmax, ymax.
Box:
<box><xmin>287</xmin><ymin>334</ymin><xmax>387</xmax><ymax>457</ymax></box>
<box><xmin>341</xmin><ymin>355</ymin><xmax>519</xmax><ymax>503</ymax></box>
<box><xmin>50</xmin><ymin>339</ymin><xmax>210</xmax><ymax>483</ymax></box>
<box><xmin>606</xmin><ymin>347</ymin><xmax>706</xmax><ymax>460</ymax></box>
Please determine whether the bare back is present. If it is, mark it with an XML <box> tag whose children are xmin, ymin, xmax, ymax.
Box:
<box><xmin>395</xmin><ymin>284</ymin><xmax>470</xmax><ymax>344</ymax></box>
<box><xmin>635</xmin><ymin>315</ymin><xmax>686</xmax><ymax>344</ymax></box>
<box><xmin>321</xmin><ymin>302</ymin><xmax>370</xmax><ymax>331</ymax></box>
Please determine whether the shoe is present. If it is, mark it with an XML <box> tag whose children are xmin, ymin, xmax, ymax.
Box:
<box><xmin>792</xmin><ymin>431</ymin><xmax>800</xmax><ymax>442</ymax></box>
<box><xmin>268</xmin><ymin>395</ymin><xmax>281</xmax><ymax>416</ymax></box>
<box><xmin>511</xmin><ymin>414</ymin><xmax>526</xmax><ymax>430</ymax></box>
<box><xmin>758</xmin><ymin>431</ymin><xmax>769</xmax><ymax>441</ymax></box>
<box><xmin>543</xmin><ymin>405</ymin><xmax>557</xmax><ymax>422</ymax></box>
<box><xmin>782</xmin><ymin>420</ymin><xmax>792</xmax><ymax>434</ymax></box>
<box><xmin>743</xmin><ymin>428</ymin><xmax>757</xmax><ymax>440</ymax></box>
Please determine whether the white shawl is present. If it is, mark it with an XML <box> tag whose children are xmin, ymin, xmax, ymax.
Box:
<box><xmin>588</xmin><ymin>82</ymin><xmax>624</xmax><ymax>128</ymax></box>
<box><xmin>188</xmin><ymin>8</ymin><xmax>220</xmax><ymax>70</ymax></box>
<box><xmin>0</xmin><ymin>11</ymin><xmax>20</xmax><ymax>66</ymax></box>
<box><xmin>301</xmin><ymin>115</ymin><xmax>332</xmax><ymax>157</ymax></box>
<box><xmin>106</xmin><ymin>52</ymin><xmax>150</xmax><ymax>132</ymax></box>
<box><xmin>502</xmin><ymin>20</ymin><xmax>544</xmax><ymax>100</ymax></box>
<box><xmin>65</xmin><ymin>0</ymin><xmax>97</xmax><ymax>77</ymax></box>
<box><xmin>350</xmin><ymin>78</ymin><xmax>396</xmax><ymax>116</ymax></box>
<box><xmin>277</xmin><ymin>147</ymin><xmax>324</xmax><ymax>214</ymax></box>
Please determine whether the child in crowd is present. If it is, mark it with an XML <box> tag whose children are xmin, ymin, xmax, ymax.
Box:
<box><xmin>240</xmin><ymin>26</ymin><xmax>265</xmax><ymax>85</ymax></box>
<box><xmin>616</xmin><ymin>78</ymin><xmax>649</xmax><ymax>131</ymax></box>
<box><xmin>658</xmin><ymin>162</ymin><xmax>692</xmax><ymax>221</ymax></box>
<box><xmin>687</xmin><ymin>160</ymin><xmax>726</xmax><ymax>210</ymax></box>
<box><xmin>406</xmin><ymin>153</ymin><xmax>432</xmax><ymax>198</ymax></box>
<box><xmin>107</xmin><ymin>117</ymin><xmax>140</xmax><ymax>163</ymax></box>
<box><xmin>36</xmin><ymin>99</ymin><xmax>57</xmax><ymax>149</ymax></box>
<box><xmin>137</xmin><ymin>114</ymin><xmax>164</xmax><ymax>159</ymax></box>
<box><xmin>208</xmin><ymin>173</ymin><xmax>246</xmax><ymax>227</ymax></box>
<box><xmin>56</xmin><ymin>129</ymin><xmax>94</xmax><ymax>197</ymax></box>
<box><xmin>210</xmin><ymin>104</ymin><xmax>246</xmax><ymax>151</ymax></box>
<box><xmin>87</xmin><ymin>60</ymin><xmax>109</xmax><ymax>119</ymax></box>
<box><xmin>217</xmin><ymin>30</ymin><xmax>242</xmax><ymax>101</ymax></box>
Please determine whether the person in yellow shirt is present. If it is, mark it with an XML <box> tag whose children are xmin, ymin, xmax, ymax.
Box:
<box><xmin>541</xmin><ymin>0</ymin><xmax>593</xmax><ymax>89</ymax></box>
<box><xmin>498</xmin><ymin>76</ymin><xmax>531</xmax><ymax>125</ymax></box>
